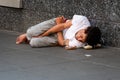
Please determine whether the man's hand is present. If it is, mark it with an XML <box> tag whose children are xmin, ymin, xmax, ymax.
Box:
<box><xmin>64</xmin><ymin>39</ymin><xmax>69</xmax><ymax>46</ymax></box>
<box><xmin>64</xmin><ymin>39</ymin><xmax>77</xmax><ymax>50</ymax></box>
<box><xmin>56</xmin><ymin>16</ymin><xmax>67</xmax><ymax>24</ymax></box>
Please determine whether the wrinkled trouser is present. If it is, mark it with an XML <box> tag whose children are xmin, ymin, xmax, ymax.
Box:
<box><xmin>26</xmin><ymin>18</ymin><xmax>58</xmax><ymax>47</ymax></box>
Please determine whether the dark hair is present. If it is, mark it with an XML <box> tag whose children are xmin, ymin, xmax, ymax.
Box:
<box><xmin>85</xmin><ymin>27</ymin><xmax>101</xmax><ymax>47</ymax></box>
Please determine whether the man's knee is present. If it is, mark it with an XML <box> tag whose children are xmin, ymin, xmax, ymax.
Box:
<box><xmin>26</xmin><ymin>28</ymin><xmax>33</xmax><ymax>40</ymax></box>
<box><xmin>29</xmin><ymin>38</ymin><xmax>39</xmax><ymax>47</ymax></box>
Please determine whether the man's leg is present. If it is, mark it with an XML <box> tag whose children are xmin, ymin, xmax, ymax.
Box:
<box><xmin>16</xmin><ymin>16</ymin><xmax>66</xmax><ymax>45</ymax></box>
<box><xmin>29</xmin><ymin>16</ymin><xmax>66</xmax><ymax>47</ymax></box>
<box><xmin>30</xmin><ymin>35</ymin><xmax>58</xmax><ymax>47</ymax></box>
<box><xmin>26</xmin><ymin>18</ymin><xmax>56</xmax><ymax>40</ymax></box>
<box><xmin>16</xmin><ymin>18</ymin><xmax>56</xmax><ymax>44</ymax></box>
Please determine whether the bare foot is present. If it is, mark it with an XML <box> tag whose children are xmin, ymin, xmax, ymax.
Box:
<box><xmin>16</xmin><ymin>33</ymin><xmax>27</xmax><ymax>44</ymax></box>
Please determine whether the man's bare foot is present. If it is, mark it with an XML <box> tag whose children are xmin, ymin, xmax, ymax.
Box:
<box><xmin>56</xmin><ymin>16</ymin><xmax>67</xmax><ymax>24</ymax></box>
<box><xmin>16</xmin><ymin>33</ymin><xmax>27</xmax><ymax>44</ymax></box>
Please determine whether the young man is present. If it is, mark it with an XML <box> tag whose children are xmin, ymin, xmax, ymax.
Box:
<box><xmin>16</xmin><ymin>15</ymin><xmax>101</xmax><ymax>50</ymax></box>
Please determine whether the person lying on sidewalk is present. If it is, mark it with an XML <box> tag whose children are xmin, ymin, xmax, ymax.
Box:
<box><xmin>16</xmin><ymin>15</ymin><xmax>101</xmax><ymax>50</ymax></box>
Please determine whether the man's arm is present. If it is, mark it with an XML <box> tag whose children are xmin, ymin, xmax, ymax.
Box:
<box><xmin>41</xmin><ymin>20</ymin><xmax>72</xmax><ymax>37</ymax></box>
<box><xmin>57</xmin><ymin>31</ymin><xmax>65</xmax><ymax>46</ymax></box>
<box><xmin>57</xmin><ymin>33</ymin><xmax>77</xmax><ymax>50</ymax></box>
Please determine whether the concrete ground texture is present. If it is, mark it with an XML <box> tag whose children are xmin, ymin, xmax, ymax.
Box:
<box><xmin>0</xmin><ymin>30</ymin><xmax>120</xmax><ymax>80</ymax></box>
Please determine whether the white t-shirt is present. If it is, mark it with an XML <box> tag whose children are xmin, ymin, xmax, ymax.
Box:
<box><xmin>63</xmin><ymin>15</ymin><xmax>91</xmax><ymax>48</ymax></box>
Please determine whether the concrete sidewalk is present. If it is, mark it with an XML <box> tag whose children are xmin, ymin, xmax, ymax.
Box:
<box><xmin>0</xmin><ymin>30</ymin><xmax>120</xmax><ymax>80</ymax></box>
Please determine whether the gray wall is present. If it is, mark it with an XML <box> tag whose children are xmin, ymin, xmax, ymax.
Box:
<box><xmin>0</xmin><ymin>0</ymin><xmax>120</xmax><ymax>47</ymax></box>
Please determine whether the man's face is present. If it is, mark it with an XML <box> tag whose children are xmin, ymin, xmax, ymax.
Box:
<box><xmin>75</xmin><ymin>29</ymin><xmax>87</xmax><ymax>43</ymax></box>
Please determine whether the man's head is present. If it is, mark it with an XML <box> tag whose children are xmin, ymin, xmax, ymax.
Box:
<box><xmin>85</xmin><ymin>27</ymin><xmax>101</xmax><ymax>47</ymax></box>
<box><xmin>75</xmin><ymin>29</ymin><xmax>87</xmax><ymax>43</ymax></box>
<box><xmin>75</xmin><ymin>27</ymin><xmax>101</xmax><ymax>46</ymax></box>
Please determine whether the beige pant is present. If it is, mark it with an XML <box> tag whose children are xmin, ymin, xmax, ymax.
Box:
<box><xmin>26</xmin><ymin>18</ymin><xmax>58</xmax><ymax>47</ymax></box>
